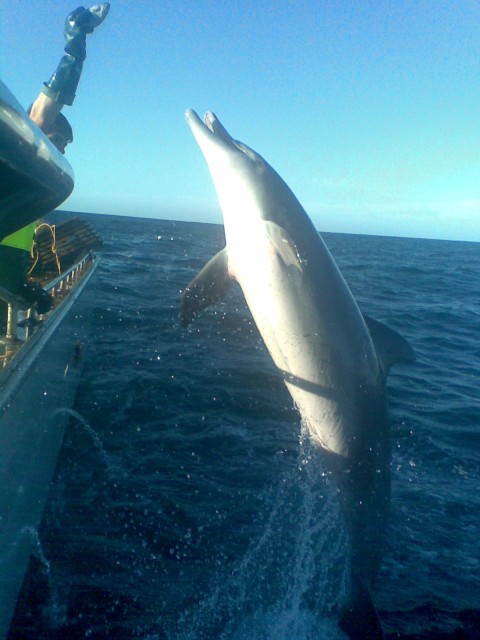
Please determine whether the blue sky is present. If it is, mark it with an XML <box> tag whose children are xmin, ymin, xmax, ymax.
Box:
<box><xmin>1</xmin><ymin>0</ymin><xmax>479</xmax><ymax>240</ymax></box>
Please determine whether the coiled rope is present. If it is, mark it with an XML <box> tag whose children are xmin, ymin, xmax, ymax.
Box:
<box><xmin>28</xmin><ymin>222</ymin><xmax>62</xmax><ymax>275</ymax></box>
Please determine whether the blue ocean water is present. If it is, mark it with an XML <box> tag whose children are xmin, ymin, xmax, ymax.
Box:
<box><xmin>9</xmin><ymin>213</ymin><xmax>480</xmax><ymax>640</ymax></box>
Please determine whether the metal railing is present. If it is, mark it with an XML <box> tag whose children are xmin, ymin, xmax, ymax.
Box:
<box><xmin>0</xmin><ymin>253</ymin><xmax>94</xmax><ymax>365</ymax></box>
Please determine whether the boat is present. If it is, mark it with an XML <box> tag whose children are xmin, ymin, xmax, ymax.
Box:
<box><xmin>0</xmin><ymin>80</ymin><xmax>101</xmax><ymax>638</ymax></box>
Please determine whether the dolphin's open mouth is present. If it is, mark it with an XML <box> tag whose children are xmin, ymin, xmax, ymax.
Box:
<box><xmin>204</xmin><ymin>111</ymin><xmax>234</xmax><ymax>145</ymax></box>
<box><xmin>185</xmin><ymin>109</ymin><xmax>234</xmax><ymax>145</ymax></box>
<box><xmin>204</xmin><ymin>111</ymin><xmax>216</xmax><ymax>132</ymax></box>
<box><xmin>186</xmin><ymin>109</ymin><xmax>259</xmax><ymax>165</ymax></box>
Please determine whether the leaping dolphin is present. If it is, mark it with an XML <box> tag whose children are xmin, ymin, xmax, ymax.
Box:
<box><xmin>180</xmin><ymin>109</ymin><xmax>415</xmax><ymax>640</ymax></box>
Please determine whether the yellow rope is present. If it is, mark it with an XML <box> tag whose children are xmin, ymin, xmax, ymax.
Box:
<box><xmin>28</xmin><ymin>222</ymin><xmax>62</xmax><ymax>275</ymax></box>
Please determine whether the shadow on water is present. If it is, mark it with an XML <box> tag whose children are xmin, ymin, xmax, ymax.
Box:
<box><xmin>18</xmin><ymin>528</ymin><xmax>68</xmax><ymax>630</ymax></box>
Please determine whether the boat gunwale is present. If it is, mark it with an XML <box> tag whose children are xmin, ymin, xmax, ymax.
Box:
<box><xmin>0</xmin><ymin>253</ymin><xmax>100</xmax><ymax>407</ymax></box>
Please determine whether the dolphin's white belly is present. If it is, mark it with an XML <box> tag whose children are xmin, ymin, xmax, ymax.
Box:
<box><xmin>227</xmin><ymin>225</ymin><xmax>378</xmax><ymax>457</ymax></box>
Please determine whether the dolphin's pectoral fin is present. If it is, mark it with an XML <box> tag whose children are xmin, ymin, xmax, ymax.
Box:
<box><xmin>364</xmin><ymin>314</ymin><xmax>416</xmax><ymax>374</ymax></box>
<box><xmin>264</xmin><ymin>221</ymin><xmax>303</xmax><ymax>272</ymax></box>
<box><xmin>180</xmin><ymin>248</ymin><xmax>232</xmax><ymax>327</ymax></box>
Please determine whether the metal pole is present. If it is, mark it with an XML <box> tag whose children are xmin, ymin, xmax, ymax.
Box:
<box><xmin>6</xmin><ymin>304</ymin><xmax>18</xmax><ymax>341</ymax></box>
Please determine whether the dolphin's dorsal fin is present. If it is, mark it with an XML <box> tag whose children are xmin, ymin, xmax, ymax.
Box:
<box><xmin>180</xmin><ymin>248</ymin><xmax>232</xmax><ymax>327</ymax></box>
<box><xmin>364</xmin><ymin>314</ymin><xmax>416</xmax><ymax>374</ymax></box>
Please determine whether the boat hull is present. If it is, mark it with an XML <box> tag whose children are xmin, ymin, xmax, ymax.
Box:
<box><xmin>0</xmin><ymin>258</ymin><xmax>99</xmax><ymax>638</ymax></box>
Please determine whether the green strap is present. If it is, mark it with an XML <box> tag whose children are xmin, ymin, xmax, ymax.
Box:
<box><xmin>1</xmin><ymin>222</ymin><xmax>37</xmax><ymax>251</ymax></box>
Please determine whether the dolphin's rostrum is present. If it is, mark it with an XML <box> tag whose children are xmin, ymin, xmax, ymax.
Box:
<box><xmin>181</xmin><ymin>109</ymin><xmax>415</xmax><ymax>640</ymax></box>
